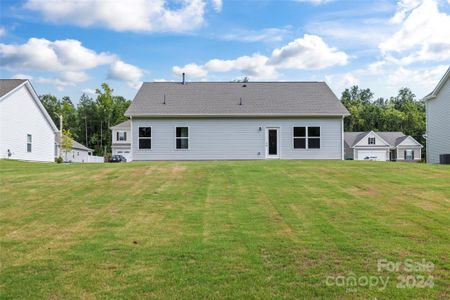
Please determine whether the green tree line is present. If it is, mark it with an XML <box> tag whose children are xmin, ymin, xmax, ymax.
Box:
<box><xmin>40</xmin><ymin>83</ymin><xmax>426</xmax><ymax>157</ymax></box>
<box><xmin>341</xmin><ymin>86</ymin><xmax>426</xmax><ymax>153</ymax></box>
<box><xmin>40</xmin><ymin>83</ymin><xmax>130</xmax><ymax>156</ymax></box>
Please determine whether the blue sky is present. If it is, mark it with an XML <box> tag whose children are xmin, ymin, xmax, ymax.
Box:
<box><xmin>1</xmin><ymin>0</ymin><xmax>449</xmax><ymax>102</ymax></box>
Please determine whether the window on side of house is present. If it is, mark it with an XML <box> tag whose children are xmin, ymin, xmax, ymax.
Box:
<box><xmin>139</xmin><ymin>127</ymin><xmax>151</xmax><ymax>149</ymax></box>
<box><xmin>293</xmin><ymin>127</ymin><xmax>306</xmax><ymax>149</ymax></box>
<box><xmin>117</xmin><ymin>131</ymin><xmax>127</xmax><ymax>141</ymax></box>
<box><xmin>27</xmin><ymin>134</ymin><xmax>32</xmax><ymax>152</ymax></box>
<box><xmin>405</xmin><ymin>149</ymin><xmax>414</xmax><ymax>160</ymax></box>
<box><xmin>308</xmin><ymin>127</ymin><xmax>321</xmax><ymax>149</ymax></box>
<box><xmin>176</xmin><ymin>127</ymin><xmax>189</xmax><ymax>149</ymax></box>
<box><xmin>368</xmin><ymin>137</ymin><xmax>376</xmax><ymax>145</ymax></box>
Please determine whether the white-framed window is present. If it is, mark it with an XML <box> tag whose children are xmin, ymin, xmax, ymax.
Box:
<box><xmin>139</xmin><ymin>127</ymin><xmax>151</xmax><ymax>149</ymax></box>
<box><xmin>293</xmin><ymin>127</ymin><xmax>306</xmax><ymax>149</ymax></box>
<box><xmin>117</xmin><ymin>131</ymin><xmax>127</xmax><ymax>141</ymax></box>
<box><xmin>368</xmin><ymin>137</ymin><xmax>376</xmax><ymax>145</ymax></box>
<box><xmin>27</xmin><ymin>134</ymin><xmax>32</xmax><ymax>152</ymax></box>
<box><xmin>176</xmin><ymin>127</ymin><xmax>189</xmax><ymax>150</ymax></box>
<box><xmin>405</xmin><ymin>149</ymin><xmax>414</xmax><ymax>160</ymax></box>
<box><xmin>308</xmin><ymin>127</ymin><xmax>320</xmax><ymax>149</ymax></box>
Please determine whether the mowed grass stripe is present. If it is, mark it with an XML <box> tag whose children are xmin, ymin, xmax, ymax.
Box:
<box><xmin>0</xmin><ymin>160</ymin><xmax>449</xmax><ymax>299</ymax></box>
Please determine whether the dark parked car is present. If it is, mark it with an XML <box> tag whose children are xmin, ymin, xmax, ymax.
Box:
<box><xmin>111</xmin><ymin>155</ymin><xmax>127</xmax><ymax>163</ymax></box>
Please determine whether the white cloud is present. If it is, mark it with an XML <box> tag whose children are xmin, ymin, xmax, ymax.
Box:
<box><xmin>295</xmin><ymin>0</ymin><xmax>334</xmax><ymax>4</ymax></box>
<box><xmin>211</xmin><ymin>0</ymin><xmax>222</xmax><ymax>12</ymax></box>
<box><xmin>0</xmin><ymin>38</ymin><xmax>115</xmax><ymax>72</ymax></box>
<box><xmin>207</xmin><ymin>54</ymin><xmax>278</xmax><ymax>79</ymax></box>
<box><xmin>270</xmin><ymin>34</ymin><xmax>348</xmax><ymax>69</ymax></box>
<box><xmin>0</xmin><ymin>27</ymin><xmax>5</xmax><ymax>37</ymax></box>
<box><xmin>173</xmin><ymin>63</ymin><xmax>208</xmax><ymax>78</ymax></box>
<box><xmin>386</xmin><ymin>65</ymin><xmax>448</xmax><ymax>89</ymax></box>
<box><xmin>0</xmin><ymin>38</ymin><xmax>144</xmax><ymax>90</ymax></box>
<box><xmin>219</xmin><ymin>27</ymin><xmax>291</xmax><ymax>43</ymax></box>
<box><xmin>389</xmin><ymin>0</ymin><xmax>422</xmax><ymax>23</ymax></box>
<box><xmin>325</xmin><ymin>63</ymin><xmax>447</xmax><ymax>98</ymax></box>
<box><xmin>35</xmin><ymin>77</ymin><xmax>76</xmax><ymax>91</ymax></box>
<box><xmin>173</xmin><ymin>54</ymin><xmax>277</xmax><ymax>80</ymax></box>
<box><xmin>306</xmin><ymin>19</ymin><xmax>393</xmax><ymax>48</ymax></box>
<box><xmin>325</xmin><ymin>73</ymin><xmax>359</xmax><ymax>94</ymax></box>
<box><xmin>12</xmin><ymin>74</ymin><xmax>33</xmax><ymax>80</ymax></box>
<box><xmin>82</xmin><ymin>88</ymin><xmax>96</xmax><ymax>95</ymax></box>
<box><xmin>24</xmin><ymin>0</ymin><xmax>212</xmax><ymax>33</ymax></box>
<box><xmin>62</xmin><ymin>71</ymin><xmax>89</xmax><ymax>83</ymax></box>
<box><xmin>380</xmin><ymin>0</ymin><xmax>450</xmax><ymax>64</ymax></box>
<box><xmin>108</xmin><ymin>60</ymin><xmax>144</xmax><ymax>89</ymax></box>
<box><xmin>172</xmin><ymin>34</ymin><xmax>348</xmax><ymax>80</ymax></box>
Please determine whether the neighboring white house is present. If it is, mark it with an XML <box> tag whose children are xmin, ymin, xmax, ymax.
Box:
<box><xmin>110</xmin><ymin>120</ymin><xmax>132</xmax><ymax>161</ymax></box>
<box><xmin>124</xmin><ymin>81</ymin><xmax>350</xmax><ymax>160</ymax></box>
<box><xmin>0</xmin><ymin>79</ymin><xmax>58</xmax><ymax>162</ymax></box>
<box><xmin>424</xmin><ymin>67</ymin><xmax>450</xmax><ymax>164</ymax></box>
<box><xmin>344</xmin><ymin>131</ymin><xmax>423</xmax><ymax>161</ymax></box>
<box><xmin>55</xmin><ymin>132</ymin><xmax>103</xmax><ymax>163</ymax></box>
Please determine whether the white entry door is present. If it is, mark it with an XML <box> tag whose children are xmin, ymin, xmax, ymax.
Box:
<box><xmin>265</xmin><ymin>127</ymin><xmax>280</xmax><ymax>159</ymax></box>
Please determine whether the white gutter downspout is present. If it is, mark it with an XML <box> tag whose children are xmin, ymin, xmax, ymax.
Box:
<box><xmin>341</xmin><ymin>116</ymin><xmax>345</xmax><ymax>160</ymax></box>
<box><xmin>130</xmin><ymin>116</ymin><xmax>133</xmax><ymax>161</ymax></box>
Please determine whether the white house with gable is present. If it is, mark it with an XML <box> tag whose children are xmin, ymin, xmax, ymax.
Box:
<box><xmin>344</xmin><ymin>131</ymin><xmax>423</xmax><ymax>161</ymax></box>
<box><xmin>0</xmin><ymin>79</ymin><xmax>58</xmax><ymax>162</ymax></box>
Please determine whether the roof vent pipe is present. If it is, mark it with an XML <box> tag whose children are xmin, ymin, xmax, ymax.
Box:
<box><xmin>163</xmin><ymin>93</ymin><xmax>166</xmax><ymax>104</ymax></box>
<box><xmin>182</xmin><ymin>73</ymin><xmax>185</xmax><ymax>85</ymax></box>
<box><xmin>239</xmin><ymin>97</ymin><xmax>242</xmax><ymax>105</ymax></box>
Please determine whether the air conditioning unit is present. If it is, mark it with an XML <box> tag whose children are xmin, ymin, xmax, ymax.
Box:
<box><xmin>439</xmin><ymin>154</ymin><xmax>450</xmax><ymax>164</ymax></box>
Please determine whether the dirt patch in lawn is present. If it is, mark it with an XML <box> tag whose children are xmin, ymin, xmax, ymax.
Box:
<box><xmin>344</xmin><ymin>185</ymin><xmax>379</xmax><ymax>198</ymax></box>
<box><xmin>143</xmin><ymin>166</ymin><xmax>187</xmax><ymax>175</ymax></box>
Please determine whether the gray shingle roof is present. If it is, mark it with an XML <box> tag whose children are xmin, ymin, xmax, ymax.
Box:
<box><xmin>125</xmin><ymin>82</ymin><xmax>349</xmax><ymax>117</ymax></box>
<box><xmin>110</xmin><ymin>120</ymin><xmax>131</xmax><ymax>129</ymax></box>
<box><xmin>344</xmin><ymin>131</ymin><xmax>418</xmax><ymax>147</ymax></box>
<box><xmin>344</xmin><ymin>132</ymin><xmax>368</xmax><ymax>148</ymax></box>
<box><xmin>0</xmin><ymin>79</ymin><xmax>27</xmax><ymax>98</ymax></box>
<box><xmin>55</xmin><ymin>132</ymin><xmax>93</xmax><ymax>151</ymax></box>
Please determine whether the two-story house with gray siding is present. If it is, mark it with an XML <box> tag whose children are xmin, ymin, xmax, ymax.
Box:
<box><xmin>110</xmin><ymin>120</ymin><xmax>132</xmax><ymax>161</ymax></box>
<box><xmin>124</xmin><ymin>81</ymin><xmax>349</xmax><ymax>161</ymax></box>
<box><xmin>424</xmin><ymin>67</ymin><xmax>450</xmax><ymax>164</ymax></box>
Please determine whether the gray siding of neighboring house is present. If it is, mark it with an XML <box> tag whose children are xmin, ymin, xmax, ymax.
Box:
<box><xmin>131</xmin><ymin>117</ymin><xmax>343</xmax><ymax>160</ymax></box>
<box><xmin>426</xmin><ymin>79</ymin><xmax>450</xmax><ymax>163</ymax></box>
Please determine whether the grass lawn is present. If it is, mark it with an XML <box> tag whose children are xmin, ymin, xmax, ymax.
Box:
<box><xmin>0</xmin><ymin>160</ymin><xmax>449</xmax><ymax>299</ymax></box>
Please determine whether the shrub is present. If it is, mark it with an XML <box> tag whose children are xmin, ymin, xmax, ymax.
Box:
<box><xmin>55</xmin><ymin>156</ymin><xmax>64</xmax><ymax>164</ymax></box>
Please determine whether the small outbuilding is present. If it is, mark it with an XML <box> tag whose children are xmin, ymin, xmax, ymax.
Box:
<box><xmin>55</xmin><ymin>132</ymin><xmax>102</xmax><ymax>163</ymax></box>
